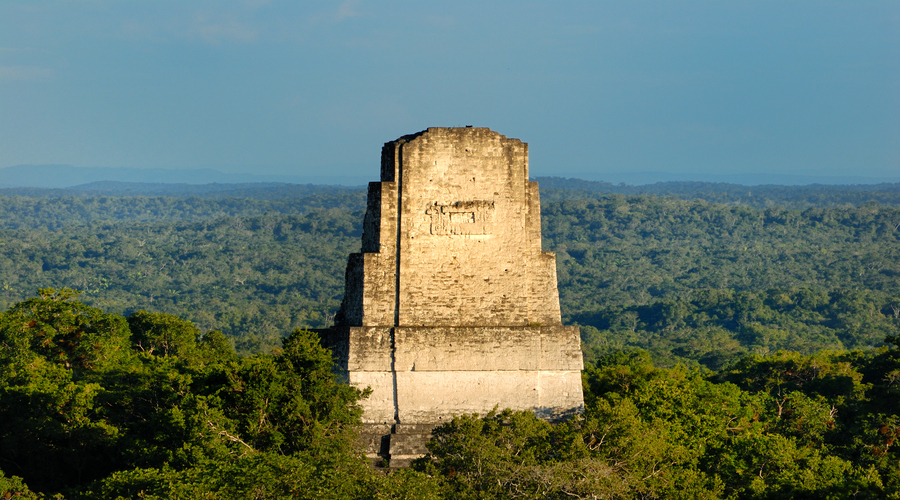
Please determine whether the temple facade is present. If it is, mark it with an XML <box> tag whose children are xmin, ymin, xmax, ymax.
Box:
<box><xmin>322</xmin><ymin>127</ymin><xmax>584</xmax><ymax>466</ymax></box>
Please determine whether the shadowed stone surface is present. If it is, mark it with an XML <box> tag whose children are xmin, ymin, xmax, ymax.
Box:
<box><xmin>319</xmin><ymin>127</ymin><xmax>584</xmax><ymax>466</ymax></box>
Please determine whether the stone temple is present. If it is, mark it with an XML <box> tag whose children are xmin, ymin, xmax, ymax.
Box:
<box><xmin>320</xmin><ymin>127</ymin><xmax>584</xmax><ymax>466</ymax></box>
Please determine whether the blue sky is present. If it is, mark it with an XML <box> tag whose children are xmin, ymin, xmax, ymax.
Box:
<box><xmin>1</xmin><ymin>1</ymin><xmax>897</xmax><ymax>183</ymax></box>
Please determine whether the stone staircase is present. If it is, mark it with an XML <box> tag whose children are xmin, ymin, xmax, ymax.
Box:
<box><xmin>361</xmin><ymin>423</ymin><xmax>436</xmax><ymax>468</ymax></box>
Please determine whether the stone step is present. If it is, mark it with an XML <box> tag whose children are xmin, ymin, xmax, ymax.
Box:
<box><xmin>389</xmin><ymin>432</ymin><xmax>431</xmax><ymax>457</ymax></box>
<box><xmin>358</xmin><ymin>423</ymin><xmax>438</xmax><ymax>468</ymax></box>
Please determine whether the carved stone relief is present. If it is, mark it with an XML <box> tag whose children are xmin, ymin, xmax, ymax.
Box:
<box><xmin>426</xmin><ymin>200</ymin><xmax>495</xmax><ymax>235</ymax></box>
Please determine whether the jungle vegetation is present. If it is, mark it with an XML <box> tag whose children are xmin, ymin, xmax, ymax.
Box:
<box><xmin>0</xmin><ymin>182</ymin><xmax>897</xmax><ymax>363</ymax></box>
<box><xmin>0</xmin><ymin>289</ymin><xmax>897</xmax><ymax>498</ymax></box>
<box><xmin>0</xmin><ymin>180</ymin><xmax>898</xmax><ymax>497</ymax></box>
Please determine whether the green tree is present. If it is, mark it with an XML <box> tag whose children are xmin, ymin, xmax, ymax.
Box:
<box><xmin>0</xmin><ymin>292</ymin><xmax>392</xmax><ymax>498</ymax></box>
<box><xmin>0</xmin><ymin>288</ymin><xmax>130</xmax><ymax>372</ymax></box>
<box><xmin>0</xmin><ymin>469</ymin><xmax>41</xmax><ymax>500</ymax></box>
<box><xmin>414</xmin><ymin>409</ymin><xmax>623</xmax><ymax>500</ymax></box>
<box><xmin>0</xmin><ymin>288</ymin><xmax>131</xmax><ymax>492</ymax></box>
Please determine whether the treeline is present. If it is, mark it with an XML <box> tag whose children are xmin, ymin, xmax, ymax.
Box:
<box><xmin>8</xmin><ymin>176</ymin><xmax>900</xmax><ymax>209</ymax></box>
<box><xmin>536</xmin><ymin>176</ymin><xmax>900</xmax><ymax>209</ymax></box>
<box><xmin>0</xmin><ymin>189</ymin><xmax>898</xmax><ymax>363</ymax></box>
<box><xmin>2</xmin><ymin>290</ymin><xmax>898</xmax><ymax>498</ymax></box>
<box><xmin>544</xmin><ymin>196</ymin><xmax>900</xmax><ymax>367</ymax></box>
<box><xmin>580</xmin><ymin>287</ymin><xmax>899</xmax><ymax>369</ymax></box>
<box><xmin>0</xmin><ymin>209</ymin><xmax>362</xmax><ymax>353</ymax></box>
<box><xmin>0</xmin><ymin>190</ymin><xmax>366</xmax><ymax>230</ymax></box>
<box><xmin>0</xmin><ymin>181</ymin><xmax>365</xmax><ymax>201</ymax></box>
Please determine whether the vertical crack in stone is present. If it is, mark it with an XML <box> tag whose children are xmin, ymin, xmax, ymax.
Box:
<box><xmin>394</xmin><ymin>141</ymin><xmax>403</xmax><ymax>327</ymax></box>
<box><xmin>390</xmin><ymin>328</ymin><xmax>399</xmax><ymax>424</ymax></box>
<box><xmin>392</xmin><ymin>142</ymin><xmax>404</xmax><ymax>425</ymax></box>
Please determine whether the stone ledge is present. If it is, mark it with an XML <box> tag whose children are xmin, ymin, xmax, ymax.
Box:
<box><xmin>393</xmin><ymin>326</ymin><xmax>582</xmax><ymax>372</ymax></box>
<box><xmin>318</xmin><ymin>325</ymin><xmax>583</xmax><ymax>372</ymax></box>
<box><xmin>351</xmin><ymin>369</ymin><xmax>584</xmax><ymax>425</ymax></box>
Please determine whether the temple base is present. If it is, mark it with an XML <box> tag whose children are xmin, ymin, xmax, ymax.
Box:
<box><xmin>320</xmin><ymin>325</ymin><xmax>585</xmax><ymax>467</ymax></box>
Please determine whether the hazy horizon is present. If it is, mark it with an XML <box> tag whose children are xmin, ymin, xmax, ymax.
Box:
<box><xmin>2</xmin><ymin>163</ymin><xmax>899</xmax><ymax>189</ymax></box>
<box><xmin>1</xmin><ymin>2</ymin><xmax>897</xmax><ymax>181</ymax></box>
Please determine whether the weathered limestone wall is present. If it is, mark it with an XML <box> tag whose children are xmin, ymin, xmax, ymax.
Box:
<box><xmin>339</xmin><ymin>127</ymin><xmax>562</xmax><ymax>327</ymax></box>
<box><xmin>326</xmin><ymin>127</ymin><xmax>584</xmax><ymax>465</ymax></box>
<box><xmin>327</xmin><ymin>325</ymin><xmax>583</xmax><ymax>425</ymax></box>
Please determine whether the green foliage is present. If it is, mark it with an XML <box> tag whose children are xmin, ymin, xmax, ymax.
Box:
<box><xmin>82</xmin><ymin>451</ymin><xmax>377</xmax><ymax>500</ymax></box>
<box><xmin>0</xmin><ymin>288</ymin><xmax>130</xmax><ymax>371</ymax></box>
<box><xmin>0</xmin><ymin>292</ymin><xmax>402</xmax><ymax>498</ymax></box>
<box><xmin>1</xmin><ymin>294</ymin><xmax>899</xmax><ymax>498</ymax></box>
<box><xmin>417</xmin><ymin>346</ymin><xmax>899</xmax><ymax>499</ymax></box>
<box><xmin>544</xmin><ymin>195</ymin><xmax>900</xmax><ymax>320</ymax></box>
<box><xmin>0</xmin><ymin>469</ymin><xmax>41</xmax><ymax>500</ymax></box>
<box><xmin>580</xmin><ymin>287</ymin><xmax>900</xmax><ymax>369</ymax></box>
<box><xmin>536</xmin><ymin>177</ymin><xmax>900</xmax><ymax>209</ymax></box>
<box><xmin>1</xmin><ymin>187</ymin><xmax>899</xmax><ymax>364</ymax></box>
<box><xmin>414</xmin><ymin>409</ymin><xmax>627</xmax><ymax>500</ymax></box>
<box><xmin>0</xmin><ymin>188</ymin><xmax>367</xmax><ymax>230</ymax></box>
<box><xmin>128</xmin><ymin>310</ymin><xmax>203</xmax><ymax>360</ymax></box>
<box><xmin>2</xmin><ymin>184</ymin><xmax>900</xmax><ymax>497</ymax></box>
<box><xmin>0</xmin><ymin>209</ymin><xmax>363</xmax><ymax>353</ymax></box>
<box><xmin>0</xmin><ymin>290</ymin><xmax>131</xmax><ymax>492</ymax></box>
<box><xmin>212</xmin><ymin>329</ymin><xmax>366</xmax><ymax>457</ymax></box>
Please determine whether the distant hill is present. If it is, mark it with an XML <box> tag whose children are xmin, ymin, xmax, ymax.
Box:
<box><xmin>0</xmin><ymin>181</ymin><xmax>365</xmax><ymax>200</ymax></box>
<box><xmin>551</xmin><ymin>170</ymin><xmax>900</xmax><ymax>186</ymax></box>
<box><xmin>3</xmin><ymin>172</ymin><xmax>900</xmax><ymax>209</ymax></box>
<box><xmin>5</xmin><ymin>164</ymin><xmax>899</xmax><ymax>190</ymax></box>
<box><xmin>0</xmin><ymin>164</ymin><xmax>369</xmax><ymax>188</ymax></box>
